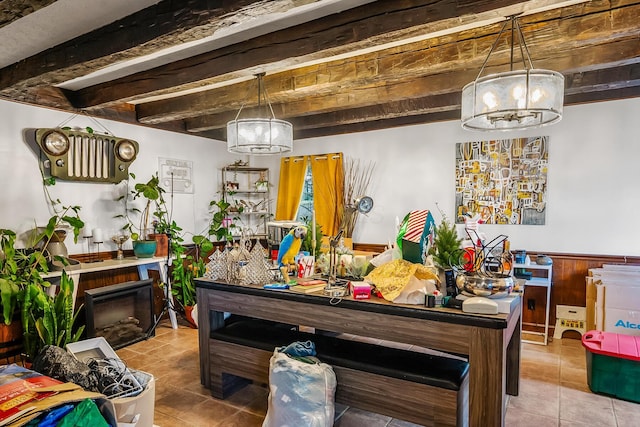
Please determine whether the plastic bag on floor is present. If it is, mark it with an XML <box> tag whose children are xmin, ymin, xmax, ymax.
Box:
<box><xmin>262</xmin><ymin>341</ymin><xmax>336</xmax><ymax>427</ymax></box>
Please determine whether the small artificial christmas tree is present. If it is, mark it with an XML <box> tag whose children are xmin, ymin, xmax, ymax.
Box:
<box><xmin>429</xmin><ymin>217</ymin><xmax>464</xmax><ymax>270</ymax></box>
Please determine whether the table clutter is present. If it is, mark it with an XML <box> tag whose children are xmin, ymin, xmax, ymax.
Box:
<box><xmin>202</xmin><ymin>207</ymin><xmax>527</xmax><ymax>318</ymax></box>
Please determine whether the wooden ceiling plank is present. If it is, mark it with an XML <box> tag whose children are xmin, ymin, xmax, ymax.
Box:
<box><xmin>0</xmin><ymin>0</ymin><xmax>58</xmax><ymax>28</ymax></box>
<box><xmin>69</xmin><ymin>0</ymin><xmax>569</xmax><ymax>108</ymax></box>
<box><xmin>146</xmin><ymin>11</ymin><xmax>640</xmax><ymax>128</ymax></box>
<box><xmin>184</xmin><ymin>35</ymin><xmax>640</xmax><ymax>134</ymax></box>
<box><xmin>0</xmin><ymin>0</ymin><xmax>308</xmax><ymax>96</ymax></box>
<box><xmin>136</xmin><ymin>2</ymin><xmax>640</xmax><ymax>125</ymax></box>
<box><xmin>565</xmin><ymin>63</ymin><xmax>640</xmax><ymax>94</ymax></box>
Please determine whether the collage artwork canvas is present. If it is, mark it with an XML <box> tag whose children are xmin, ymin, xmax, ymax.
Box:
<box><xmin>455</xmin><ymin>136</ymin><xmax>549</xmax><ymax>225</ymax></box>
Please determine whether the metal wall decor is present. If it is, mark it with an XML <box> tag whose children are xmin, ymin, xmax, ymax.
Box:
<box><xmin>35</xmin><ymin>128</ymin><xmax>139</xmax><ymax>183</ymax></box>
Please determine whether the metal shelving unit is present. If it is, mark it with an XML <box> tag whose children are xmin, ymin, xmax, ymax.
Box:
<box><xmin>515</xmin><ymin>262</ymin><xmax>552</xmax><ymax>345</ymax></box>
<box><xmin>221</xmin><ymin>166</ymin><xmax>271</xmax><ymax>239</ymax></box>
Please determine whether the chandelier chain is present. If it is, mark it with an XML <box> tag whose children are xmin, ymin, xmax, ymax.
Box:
<box><xmin>475</xmin><ymin>15</ymin><xmax>535</xmax><ymax>80</ymax></box>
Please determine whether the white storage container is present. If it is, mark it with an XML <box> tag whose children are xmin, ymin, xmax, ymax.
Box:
<box><xmin>113</xmin><ymin>370</ymin><xmax>155</xmax><ymax>427</ymax></box>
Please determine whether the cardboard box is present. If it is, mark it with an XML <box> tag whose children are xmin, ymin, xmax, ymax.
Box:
<box><xmin>350</xmin><ymin>281</ymin><xmax>371</xmax><ymax>299</ymax></box>
<box><xmin>603</xmin><ymin>308</ymin><xmax>640</xmax><ymax>337</ymax></box>
<box><xmin>0</xmin><ymin>364</ymin><xmax>116</xmax><ymax>427</ymax></box>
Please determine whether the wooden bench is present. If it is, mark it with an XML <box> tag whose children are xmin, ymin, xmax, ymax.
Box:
<box><xmin>209</xmin><ymin>318</ymin><xmax>469</xmax><ymax>427</ymax></box>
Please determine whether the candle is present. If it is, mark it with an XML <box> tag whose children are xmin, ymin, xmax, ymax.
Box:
<box><xmin>92</xmin><ymin>228</ymin><xmax>103</xmax><ymax>243</ymax></box>
<box><xmin>82</xmin><ymin>225</ymin><xmax>92</xmax><ymax>238</ymax></box>
<box><xmin>340</xmin><ymin>254</ymin><xmax>352</xmax><ymax>267</ymax></box>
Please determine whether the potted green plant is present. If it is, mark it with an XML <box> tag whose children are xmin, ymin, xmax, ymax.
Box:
<box><xmin>208</xmin><ymin>194</ymin><xmax>243</xmax><ymax>243</ymax></box>
<box><xmin>119</xmin><ymin>173</ymin><xmax>166</xmax><ymax>258</ymax></box>
<box><xmin>0</xmin><ymin>229</ymin><xmax>32</xmax><ymax>358</ymax></box>
<box><xmin>169</xmin><ymin>234</ymin><xmax>212</xmax><ymax>328</ymax></box>
<box><xmin>300</xmin><ymin>216</ymin><xmax>323</xmax><ymax>256</ymax></box>
<box><xmin>255</xmin><ymin>171</ymin><xmax>269</xmax><ymax>192</ymax></box>
<box><xmin>428</xmin><ymin>216</ymin><xmax>464</xmax><ymax>296</ymax></box>
<box><xmin>21</xmin><ymin>270</ymin><xmax>85</xmax><ymax>360</ymax></box>
<box><xmin>0</xmin><ymin>203</ymin><xmax>85</xmax><ymax>360</ymax></box>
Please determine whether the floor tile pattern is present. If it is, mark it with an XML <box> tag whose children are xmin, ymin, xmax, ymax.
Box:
<box><xmin>116</xmin><ymin>321</ymin><xmax>640</xmax><ymax>426</ymax></box>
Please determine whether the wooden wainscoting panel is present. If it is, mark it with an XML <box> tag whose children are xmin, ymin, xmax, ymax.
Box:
<box><xmin>353</xmin><ymin>246</ymin><xmax>640</xmax><ymax>337</ymax></box>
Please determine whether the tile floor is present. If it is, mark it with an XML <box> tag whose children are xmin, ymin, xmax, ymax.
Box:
<box><xmin>116</xmin><ymin>320</ymin><xmax>640</xmax><ymax>426</ymax></box>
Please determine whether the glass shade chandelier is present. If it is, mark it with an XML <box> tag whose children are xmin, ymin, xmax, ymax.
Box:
<box><xmin>461</xmin><ymin>15</ymin><xmax>564</xmax><ymax>131</ymax></box>
<box><xmin>227</xmin><ymin>73</ymin><xmax>293</xmax><ymax>155</ymax></box>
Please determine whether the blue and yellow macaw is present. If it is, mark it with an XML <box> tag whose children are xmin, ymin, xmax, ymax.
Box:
<box><xmin>277</xmin><ymin>226</ymin><xmax>307</xmax><ymax>268</ymax></box>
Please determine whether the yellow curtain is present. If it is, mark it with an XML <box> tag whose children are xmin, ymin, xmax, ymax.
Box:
<box><xmin>275</xmin><ymin>155</ymin><xmax>308</xmax><ymax>220</ymax></box>
<box><xmin>311</xmin><ymin>153</ymin><xmax>344</xmax><ymax>236</ymax></box>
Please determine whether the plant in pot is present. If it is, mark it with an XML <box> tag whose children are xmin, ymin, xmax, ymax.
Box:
<box><xmin>0</xmin><ymin>229</ymin><xmax>34</xmax><ymax>358</ymax></box>
<box><xmin>208</xmin><ymin>194</ymin><xmax>244</xmax><ymax>244</ymax></box>
<box><xmin>300</xmin><ymin>216</ymin><xmax>323</xmax><ymax>256</ymax></box>
<box><xmin>169</xmin><ymin>234</ymin><xmax>213</xmax><ymax>328</ymax></box>
<box><xmin>0</xmin><ymin>204</ymin><xmax>85</xmax><ymax>361</ymax></box>
<box><xmin>21</xmin><ymin>270</ymin><xmax>85</xmax><ymax>361</ymax></box>
<box><xmin>254</xmin><ymin>171</ymin><xmax>270</xmax><ymax>192</ymax></box>
<box><xmin>428</xmin><ymin>216</ymin><xmax>464</xmax><ymax>297</ymax></box>
<box><xmin>119</xmin><ymin>173</ymin><xmax>166</xmax><ymax>258</ymax></box>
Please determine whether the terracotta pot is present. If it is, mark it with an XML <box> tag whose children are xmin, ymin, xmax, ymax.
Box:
<box><xmin>149</xmin><ymin>233</ymin><xmax>169</xmax><ymax>257</ymax></box>
<box><xmin>0</xmin><ymin>319</ymin><xmax>24</xmax><ymax>360</ymax></box>
<box><xmin>184</xmin><ymin>305</ymin><xmax>198</xmax><ymax>329</ymax></box>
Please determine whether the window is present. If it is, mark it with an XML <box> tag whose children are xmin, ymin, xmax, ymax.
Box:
<box><xmin>295</xmin><ymin>162</ymin><xmax>314</xmax><ymax>223</ymax></box>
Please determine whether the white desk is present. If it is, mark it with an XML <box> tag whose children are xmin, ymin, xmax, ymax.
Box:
<box><xmin>43</xmin><ymin>257</ymin><xmax>177</xmax><ymax>329</ymax></box>
<box><xmin>514</xmin><ymin>263</ymin><xmax>552</xmax><ymax>345</ymax></box>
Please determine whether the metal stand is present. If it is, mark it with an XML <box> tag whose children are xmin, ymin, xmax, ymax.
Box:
<box><xmin>146</xmin><ymin>233</ymin><xmax>178</xmax><ymax>336</ymax></box>
<box><xmin>94</xmin><ymin>241</ymin><xmax>103</xmax><ymax>262</ymax></box>
<box><xmin>324</xmin><ymin>230</ymin><xmax>348</xmax><ymax>297</ymax></box>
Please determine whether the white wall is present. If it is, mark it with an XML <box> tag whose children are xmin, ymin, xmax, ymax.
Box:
<box><xmin>1</xmin><ymin>97</ymin><xmax>639</xmax><ymax>256</ymax></box>
<box><xmin>0</xmin><ymin>99</ymin><xmax>245</xmax><ymax>255</ymax></box>
<box><xmin>286</xmin><ymin>98</ymin><xmax>640</xmax><ymax>256</ymax></box>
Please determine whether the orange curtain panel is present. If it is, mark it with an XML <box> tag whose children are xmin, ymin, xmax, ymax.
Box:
<box><xmin>311</xmin><ymin>153</ymin><xmax>344</xmax><ymax>236</ymax></box>
<box><xmin>275</xmin><ymin>155</ymin><xmax>308</xmax><ymax>220</ymax></box>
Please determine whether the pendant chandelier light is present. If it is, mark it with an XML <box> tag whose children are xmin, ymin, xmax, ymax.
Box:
<box><xmin>461</xmin><ymin>15</ymin><xmax>564</xmax><ymax>131</ymax></box>
<box><xmin>227</xmin><ymin>72</ymin><xmax>293</xmax><ymax>155</ymax></box>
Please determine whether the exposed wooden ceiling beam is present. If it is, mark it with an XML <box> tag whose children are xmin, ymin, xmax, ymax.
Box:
<box><xmin>0</xmin><ymin>0</ymin><xmax>313</xmax><ymax>97</ymax></box>
<box><xmin>65</xmin><ymin>0</ymin><xmax>582</xmax><ymax>109</ymax></box>
<box><xmin>176</xmin><ymin>10</ymin><xmax>640</xmax><ymax>133</ymax></box>
<box><xmin>0</xmin><ymin>0</ymin><xmax>638</xmax><ymax>142</ymax></box>
<box><xmin>0</xmin><ymin>0</ymin><xmax>58</xmax><ymax>28</ymax></box>
<box><xmin>187</xmin><ymin>60</ymin><xmax>640</xmax><ymax>141</ymax></box>
<box><xmin>135</xmin><ymin>1</ymin><xmax>639</xmax><ymax>127</ymax></box>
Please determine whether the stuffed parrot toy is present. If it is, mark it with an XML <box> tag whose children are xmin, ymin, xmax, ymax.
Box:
<box><xmin>277</xmin><ymin>226</ymin><xmax>308</xmax><ymax>268</ymax></box>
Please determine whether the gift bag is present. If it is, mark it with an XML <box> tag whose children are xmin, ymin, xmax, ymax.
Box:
<box><xmin>396</xmin><ymin>210</ymin><xmax>436</xmax><ymax>264</ymax></box>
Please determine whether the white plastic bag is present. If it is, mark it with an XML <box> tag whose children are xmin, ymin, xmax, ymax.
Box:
<box><xmin>262</xmin><ymin>348</ymin><xmax>336</xmax><ymax>427</ymax></box>
<box><xmin>393</xmin><ymin>276</ymin><xmax>438</xmax><ymax>304</ymax></box>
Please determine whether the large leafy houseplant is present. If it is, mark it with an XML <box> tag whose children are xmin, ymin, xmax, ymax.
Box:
<box><xmin>0</xmin><ymin>203</ymin><xmax>85</xmax><ymax>359</ymax></box>
<box><xmin>208</xmin><ymin>195</ymin><xmax>243</xmax><ymax>243</ymax></box>
<box><xmin>0</xmin><ymin>229</ymin><xmax>34</xmax><ymax>325</ymax></box>
<box><xmin>0</xmin><ymin>203</ymin><xmax>84</xmax><ymax>324</ymax></box>
<box><xmin>119</xmin><ymin>173</ymin><xmax>166</xmax><ymax>242</ymax></box>
<box><xmin>170</xmin><ymin>235</ymin><xmax>212</xmax><ymax>309</ymax></box>
<box><xmin>21</xmin><ymin>270</ymin><xmax>85</xmax><ymax>360</ymax></box>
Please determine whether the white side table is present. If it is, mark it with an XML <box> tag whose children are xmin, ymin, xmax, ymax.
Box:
<box><xmin>514</xmin><ymin>262</ymin><xmax>552</xmax><ymax>345</ymax></box>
